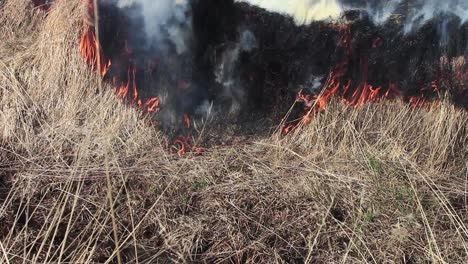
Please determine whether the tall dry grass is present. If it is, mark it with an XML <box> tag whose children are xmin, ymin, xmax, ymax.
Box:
<box><xmin>0</xmin><ymin>0</ymin><xmax>467</xmax><ymax>263</ymax></box>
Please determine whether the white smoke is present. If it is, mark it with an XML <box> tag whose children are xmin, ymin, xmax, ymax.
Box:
<box><xmin>241</xmin><ymin>0</ymin><xmax>468</xmax><ymax>31</ymax></box>
<box><xmin>402</xmin><ymin>0</ymin><xmax>468</xmax><ymax>34</ymax></box>
<box><xmin>115</xmin><ymin>0</ymin><xmax>191</xmax><ymax>54</ymax></box>
<box><xmin>215</xmin><ymin>30</ymin><xmax>257</xmax><ymax>115</ymax></box>
<box><xmin>238</xmin><ymin>0</ymin><xmax>342</xmax><ymax>24</ymax></box>
<box><xmin>366</xmin><ymin>0</ymin><xmax>402</xmax><ymax>24</ymax></box>
<box><xmin>339</xmin><ymin>0</ymin><xmax>468</xmax><ymax>31</ymax></box>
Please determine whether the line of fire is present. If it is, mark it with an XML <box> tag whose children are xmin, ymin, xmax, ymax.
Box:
<box><xmin>33</xmin><ymin>0</ymin><xmax>468</xmax><ymax>153</ymax></box>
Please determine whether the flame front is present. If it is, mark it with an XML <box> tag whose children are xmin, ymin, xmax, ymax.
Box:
<box><xmin>80</xmin><ymin>2</ymin><xmax>161</xmax><ymax>114</ymax></box>
<box><xmin>79</xmin><ymin>1</ymin><xmax>206</xmax><ymax>153</ymax></box>
<box><xmin>77</xmin><ymin>1</ymin><xmax>466</xmax><ymax>146</ymax></box>
<box><xmin>282</xmin><ymin>23</ymin><xmax>462</xmax><ymax>134</ymax></box>
<box><xmin>79</xmin><ymin>1</ymin><xmax>111</xmax><ymax>79</ymax></box>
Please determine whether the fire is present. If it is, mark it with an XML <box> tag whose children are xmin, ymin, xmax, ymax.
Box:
<box><xmin>79</xmin><ymin>27</ymin><xmax>96</xmax><ymax>68</ymax></box>
<box><xmin>79</xmin><ymin>1</ymin><xmax>148</xmax><ymax>109</ymax></box>
<box><xmin>116</xmin><ymin>68</ymin><xmax>131</xmax><ymax>99</ymax></box>
<box><xmin>101</xmin><ymin>60</ymin><xmax>112</xmax><ymax>77</ymax></box>
<box><xmin>183</xmin><ymin>113</ymin><xmax>191</xmax><ymax>128</ymax></box>
<box><xmin>144</xmin><ymin>97</ymin><xmax>160</xmax><ymax>113</ymax></box>
<box><xmin>79</xmin><ymin>0</ymin><xmax>111</xmax><ymax>78</ymax></box>
<box><xmin>76</xmin><ymin>1</ymin><xmax>465</xmax><ymax>145</ymax></box>
<box><xmin>132</xmin><ymin>67</ymin><xmax>138</xmax><ymax>101</ymax></box>
<box><xmin>282</xmin><ymin>23</ymin><xmax>459</xmax><ymax>134</ymax></box>
<box><xmin>79</xmin><ymin>0</ymin><xmax>202</xmax><ymax>154</ymax></box>
<box><xmin>173</xmin><ymin>136</ymin><xmax>204</xmax><ymax>155</ymax></box>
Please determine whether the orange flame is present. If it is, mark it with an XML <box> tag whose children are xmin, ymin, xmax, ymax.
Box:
<box><xmin>78</xmin><ymin>1</ymin><xmax>200</xmax><ymax>155</ymax></box>
<box><xmin>132</xmin><ymin>66</ymin><xmax>138</xmax><ymax>101</ymax></box>
<box><xmin>79</xmin><ymin>24</ymin><xmax>111</xmax><ymax>77</ymax></box>
<box><xmin>183</xmin><ymin>113</ymin><xmax>191</xmax><ymax>128</ymax></box>
<box><xmin>116</xmin><ymin>68</ymin><xmax>131</xmax><ymax>99</ymax></box>
<box><xmin>173</xmin><ymin>136</ymin><xmax>204</xmax><ymax>155</ymax></box>
<box><xmin>144</xmin><ymin>97</ymin><xmax>160</xmax><ymax>113</ymax></box>
<box><xmin>283</xmin><ymin>28</ymin><xmax>400</xmax><ymax>134</ymax></box>
<box><xmin>80</xmin><ymin>21</ymin><xmax>166</xmax><ymax>139</ymax></box>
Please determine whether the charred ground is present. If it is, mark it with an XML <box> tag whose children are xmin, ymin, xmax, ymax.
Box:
<box><xmin>94</xmin><ymin>0</ymin><xmax>467</xmax><ymax>140</ymax></box>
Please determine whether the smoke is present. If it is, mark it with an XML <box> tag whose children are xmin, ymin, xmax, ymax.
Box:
<box><xmin>238</xmin><ymin>0</ymin><xmax>342</xmax><ymax>24</ymax></box>
<box><xmin>96</xmin><ymin>0</ymin><xmax>466</xmax><ymax>126</ymax></box>
<box><xmin>400</xmin><ymin>0</ymin><xmax>468</xmax><ymax>34</ymax></box>
<box><xmin>114</xmin><ymin>0</ymin><xmax>191</xmax><ymax>55</ymax></box>
<box><xmin>215</xmin><ymin>30</ymin><xmax>257</xmax><ymax>115</ymax></box>
<box><xmin>365</xmin><ymin>0</ymin><xmax>402</xmax><ymax>24</ymax></box>
<box><xmin>339</xmin><ymin>0</ymin><xmax>468</xmax><ymax>31</ymax></box>
<box><xmin>241</xmin><ymin>0</ymin><xmax>468</xmax><ymax>34</ymax></box>
<box><xmin>98</xmin><ymin>0</ymin><xmax>264</xmax><ymax>125</ymax></box>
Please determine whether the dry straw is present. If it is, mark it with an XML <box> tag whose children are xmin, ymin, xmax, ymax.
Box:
<box><xmin>0</xmin><ymin>0</ymin><xmax>466</xmax><ymax>263</ymax></box>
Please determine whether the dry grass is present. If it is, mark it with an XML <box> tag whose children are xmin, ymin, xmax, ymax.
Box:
<box><xmin>0</xmin><ymin>1</ymin><xmax>467</xmax><ymax>263</ymax></box>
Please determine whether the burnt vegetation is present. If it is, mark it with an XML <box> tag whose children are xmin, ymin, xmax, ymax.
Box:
<box><xmin>95</xmin><ymin>0</ymin><xmax>467</xmax><ymax>130</ymax></box>
<box><xmin>0</xmin><ymin>0</ymin><xmax>467</xmax><ymax>263</ymax></box>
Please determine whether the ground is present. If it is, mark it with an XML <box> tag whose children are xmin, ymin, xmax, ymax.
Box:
<box><xmin>0</xmin><ymin>1</ymin><xmax>467</xmax><ymax>263</ymax></box>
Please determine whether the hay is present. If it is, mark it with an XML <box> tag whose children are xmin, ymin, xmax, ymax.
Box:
<box><xmin>0</xmin><ymin>0</ymin><xmax>467</xmax><ymax>263</ymax></box>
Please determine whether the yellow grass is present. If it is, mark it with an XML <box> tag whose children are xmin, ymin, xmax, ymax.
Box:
<box><xmin>0</xmin><ymin>1</ymin><xmax>467</xmax><ymax>263</ymax></box>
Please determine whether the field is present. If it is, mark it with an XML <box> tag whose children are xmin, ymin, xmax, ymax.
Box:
<box><xmin>1</xmin><ymin>1</ymin><xmax>467</xmax><ymax>263</ymax></box>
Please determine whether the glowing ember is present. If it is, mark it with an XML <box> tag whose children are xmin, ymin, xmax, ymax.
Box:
<box><xmin>173</xmin><ymin>136</ymin><xmax>204</xmax><ymax>155</ymax></box>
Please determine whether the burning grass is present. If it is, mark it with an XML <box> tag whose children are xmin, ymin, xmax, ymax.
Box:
<box><xmin>0</xmin><ymin>1</ymin><xmax>467</xmax><ymax>263</ymax></box>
